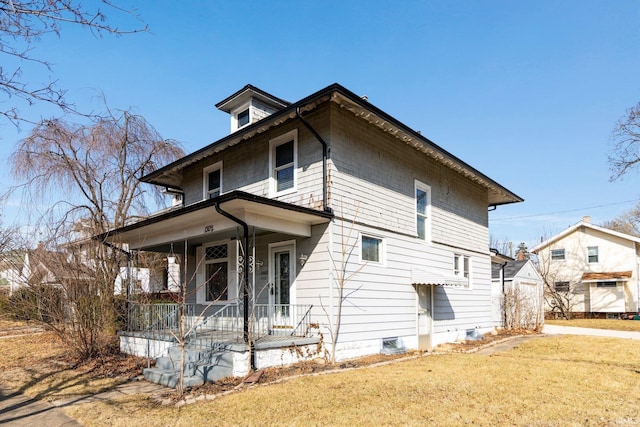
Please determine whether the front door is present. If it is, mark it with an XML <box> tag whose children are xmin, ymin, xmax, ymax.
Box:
<box><xmin>269</xmin><ymin>242</ymin><xmax>295</xmax><ymax>321</ymax></box>
<box><xmin>416</xmin><ymin>284</ymin><xmax>432</xmax><ymax>351</ymax></box>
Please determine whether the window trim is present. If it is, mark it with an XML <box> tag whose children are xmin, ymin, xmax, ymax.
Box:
<box><xmin>196</xmin><ymin>240</ymin><xmax>236</xmax><ymax>304</ymax></box>
<box><xmin>551</xmin><ymin>248</ymin><xmax>565</xmax><ymax>261</ymax></box>
<box><xmin>203</xmin><ymin>161</ymin><xmax>223</xmax><ymax>200</ymax></box>
<box><xmin>231</xmin><ymin>103</ymin><xmax>251</xmax><ymax>131</ymax></box>
<box><xmin>554</xmin><ymin>281</ymin><xmax>570</xmax><ymax>292</ymax></box>
<box><xmin>360</xmin><ymin>233</ymin><xmax>384</xmax><ymax>265</ymax></box>
<box><xmin>269</xmin><ymin>129</ymin><xmax>298</xmax><ymax>196</ymax></box>
<box><xmin>453</xmin><ymin>253</ymin><xmax>472</xmax><ymax>289</ymax></box>
<box><xmin>587</xmin><ymin>246</ymin><xmax>599</xmax><ymax>264</ymax></box>
<box><xmin>415</xmin><ymin>180</ymin><xmax>431</xmax><ymax>242</ymax></box>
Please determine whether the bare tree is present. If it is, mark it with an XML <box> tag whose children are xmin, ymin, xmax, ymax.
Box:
<box><xmin>601</xmin><ymin>201</ymin><xmax>640</xmax><ymax>237</ymax></box>
<box><xmin>0</xmin><ymin>0</ymin><xmax>147</xmax><ymax>126</ymax></box>
<box><xmin>490</xmin><ymin>235</ymin><xmax>512</xmax><ymax>258</ymax></box>
<box><xmin>322</xmin><ymin>203</ymin><xmax>366</xmax><ymax>365</ymax></box>
<box><xmin>534</xmin><ymin>250</ymin><xmax>580</xmax><ymax>320</ymax></box>
<box><xmin>609</xmin><ymin>101</ymin><xmax>640</xmax><ymax>181</ymax></box>
<box><xmin>8</xmin><ymin>110</ymin><xmax>184</xmax><ymax>358</ymax></box>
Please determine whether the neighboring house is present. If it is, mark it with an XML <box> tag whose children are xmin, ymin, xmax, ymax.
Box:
<box><xmin>103</xmin><ymin>83</ymin><xmax>522</xmax><ymax>385</ymax></box>
<box><xmin>532</xmin><ymin>216</ymin><xmax>640</xmax><ymax>318</ymax></box>
<box><xmin>0</xmin><ymin>249</ymin><xmax>60</xmax><ymax>295</ymax></box>
<box><xmin>114</xmin><ymin>255</ymin><xmax>181</xmax><ymax>295</ymax></box>
<box><xmin>490</xmin><ymin>252</ymin><xmax>544</xmax><ymax>329</ymax></box>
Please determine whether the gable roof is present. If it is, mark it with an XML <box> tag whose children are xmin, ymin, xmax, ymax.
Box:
<box><xmin>531</xmin><ymin>220</ymin><xmax>640</xmax><ymax>253</ymax></box>
<box><xmin>491</xmin><ymin>259</ymin><xmax>529</xmax><ymax>280</ymax></box>
<box><xmin>215</xmin><ymin>84</ymin><xmax>291</xmax><ymax>113</ymax></box>
<box><xmin>143</xmin><ymin>83</ymin><xmax>523</xmax><ymax>207</ymax></box>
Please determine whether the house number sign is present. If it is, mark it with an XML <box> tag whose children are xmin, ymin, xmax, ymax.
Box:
<box><xmin>204</xmin><ymin>225</ymin><xmax>214</xmax><ymax>233</ymax></box>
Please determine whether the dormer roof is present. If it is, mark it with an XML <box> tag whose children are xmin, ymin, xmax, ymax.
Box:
<box><xmin>215</xmin><ymin>84</ymin><xmax>290</xmax><ymax>113</ymax></box>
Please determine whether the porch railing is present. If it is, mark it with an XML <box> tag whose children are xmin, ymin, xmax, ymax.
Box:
<box><xmin>126</xmin><ymin>302</ymin><xmax>315</xmax><ymax>346</ymax></box>
<box><xmin>126</xmin><ymin>303</ymin><xmax>196</xmax><ymax>335</ymax></box>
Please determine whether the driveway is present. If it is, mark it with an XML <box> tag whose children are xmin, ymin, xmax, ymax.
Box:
<box><xmin>542</xmin><ymin>324</ymin><xmax>640</xmax><ymax>340</ymax></box>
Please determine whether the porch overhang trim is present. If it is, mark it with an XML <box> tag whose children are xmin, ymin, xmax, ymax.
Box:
<box><xmin>411</xmin><ymin>269</ymin><xmax>468</xmax><ymax>287</ymax></box>
<box><xmin>97</xmin><ymin>191</ymin><xmax>334</xmax><ymax>249</ymax></box>
<box><xmin>581</xmin><ymin>271</ymin><xmax>632</xmax><ymax>283</ymax></box>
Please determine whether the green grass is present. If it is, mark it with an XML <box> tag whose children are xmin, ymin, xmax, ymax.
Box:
<box><xmin>65</xmin><ymin>335</ymin><xmax>640</xmax><ymax>427</ymax></box>
<box><xmin>546</xmin><ymin>318</ymin><xmax>640</xmax><ymax>332</ymax></box>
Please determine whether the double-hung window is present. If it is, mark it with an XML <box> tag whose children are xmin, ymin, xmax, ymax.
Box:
<box><xmin>270</xmin><ymin>130</ymin><xmax>298</xmax><ymax>195</ymax></box>
<box><xmin>587</xmin><ymin>246</ymin><xmax>599</xmax><ymax>263</ymax></box>
<box><xmin>554</xmin><ymin>281</ymin><xmax>570</xmax><ymax>292</ymax></box>
<box><xmin>415</xmin><ymin>181</ymin><xmax>431</xmax><ymax>241</ymax></box>
<box><xmin>203</xmin><ymin>162</ymin><xmax>222</xmax><ymax>199</ymax></box>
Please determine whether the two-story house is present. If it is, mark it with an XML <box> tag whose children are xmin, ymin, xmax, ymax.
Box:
<box><xmin>532</xmin><ymin>216</ymin><xmax>640</xmax><ymax>318</ymax></box>
<box><xmin>104</xmin><ymin>83</ymin><xmax>522</xmax><ymax>386</ymax></box>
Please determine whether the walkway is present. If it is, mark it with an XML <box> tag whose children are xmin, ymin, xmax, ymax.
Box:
<box><xmin>0</xmin><ymin>384</ymin><xmax>82</xmax><ymax>427</ymax></box>
<box><xmin>542</xmin><ymin>324</ymin><xmax>640</xmax><ymax>339</ymax></box>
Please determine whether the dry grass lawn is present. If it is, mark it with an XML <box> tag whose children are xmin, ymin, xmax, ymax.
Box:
<box><xmin>546</xmin><ymin>318</ymin><xmax>640</xmax><ymax>332</ymax></box>
<box><xmin>62</xmin><ymin>335</ymin><xmax>640</xmax><ymax>427</ymax></box>
<box><xmin>0</xmin><ymin>331</ymin><xmax>143</xmax><ymax>400</ymax></box>
<box><xmin>2</xmin><ymin>323</ymin><xmax>640</xmax><ymax>426</ymax></box>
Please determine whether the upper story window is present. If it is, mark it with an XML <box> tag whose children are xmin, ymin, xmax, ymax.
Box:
<box><xmin>554</xmin><ymin>281</ymin><xmax>570</xmax><ymax>292</ymax></box>
<box><xmin>415</xmin><ymin>181</ymin><xmax>431</xmax><ymax>241</ymax></box>
<box><xmin>270</xmin><ymin>130</ymin><xmax>298</xmax><ymax>195</ymax></box>
<box><xmin>551</xmin><ymin>249</ymin><xmax>565</xmax><ymax>261</ymax></box>
<box><xmin>587</xmin><ymin>246</ymin><xmax>599</xmax><ymax>263</ymax></box>
<box><xmin>203</xmin><ymin>162</ymin><xmax>222</xmax><ymax>200</ymax></box>
<box><xmin>361</xmin><ymin>235</ymin><xmax>383</xmax><ymax>264</ymax></box>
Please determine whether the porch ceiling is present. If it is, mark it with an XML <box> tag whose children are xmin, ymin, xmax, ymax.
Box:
<box><xmin>100</xmin><ymin>191</ymin><xmax>333</xmax><ymax>252</ymax></box>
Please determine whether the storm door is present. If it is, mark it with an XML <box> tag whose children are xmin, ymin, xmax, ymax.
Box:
<box><xmin>269</xmin><ymin>242</ymin><xmax>295</xmax><ymax>321</ymax></box>
<box><xmin>416</xmin><ymin>284</ymin><xmax>432</xmax><ymax>350</ymax></box>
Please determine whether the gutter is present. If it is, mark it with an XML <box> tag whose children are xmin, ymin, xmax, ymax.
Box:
<box><xmin>214</xmin><ymin>201</ymin><xmax>256</xmax><ymax>371</ymax></box>
<box><xmin>296</xmin><ymin>107</ymin><xmax>332</xmax><ymax>213</ymax></box>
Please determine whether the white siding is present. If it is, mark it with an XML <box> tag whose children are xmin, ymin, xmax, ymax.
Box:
<box><xmin>328</xmin><ymin>106</ymin><xmax>489</xmax><ymax>253</ymax></box>
<box><xmin>538</xmin><ymin>225</ymin><xmax>640</xmax><ymax>314</ymax></box>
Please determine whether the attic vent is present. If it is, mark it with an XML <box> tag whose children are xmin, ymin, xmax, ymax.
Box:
<box><xmin>381</xmin><ymin>337</ymin><xmax>406</xmax><ymax>355</ymax></box>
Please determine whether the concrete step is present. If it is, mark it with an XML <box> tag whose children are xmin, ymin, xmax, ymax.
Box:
<box><xmin>144</xmin><ymin>346</ymin><xmax>237</xmax><ymax>388</ymax></box>
<box><xmin>142</xmin><ymin>367</ymin><xmax>204</xmax><ymax>389</ymax></box>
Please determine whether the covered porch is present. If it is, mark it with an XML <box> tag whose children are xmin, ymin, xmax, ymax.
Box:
<box><xmin>103</xmin><ymin>191</ymin><xmax>333</xmax><ymax>361</ymax></box>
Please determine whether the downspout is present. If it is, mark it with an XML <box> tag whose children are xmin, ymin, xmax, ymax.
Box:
<box><xmin>296</xmin><ymin>107</ymin><xmax>332</xmax><ymax>213</ymax></box>
<box><xmin>501</xmin><ymin>261</ymin><xmax>507</xmax><ymax>328</ymax></box>
<box><xmin>214</xmin><ymin>202</ymin><xmax>255</xmax><ymax>370</ymax></box>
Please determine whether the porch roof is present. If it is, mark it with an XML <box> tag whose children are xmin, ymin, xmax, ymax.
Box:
<box><xmin>581</xmin><ymin>271</ymin><xmax>632</xmax><ymax>283</ymax></box>
<box><xmin>99</xmin><ymin>191</ymin><xmax>333</xmax><ymax>251</ymax></box>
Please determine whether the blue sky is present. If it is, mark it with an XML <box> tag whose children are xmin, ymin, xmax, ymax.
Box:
<box><xmin>2</xmin><ymin>0</ymin><xmax>640</xmax><ymax>250</ymax></box>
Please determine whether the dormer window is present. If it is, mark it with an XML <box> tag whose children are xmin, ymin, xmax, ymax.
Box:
<box><xmin>237</xmin><ymin>108</ymin><xmax>250</xmax><ymax>128</ymax></box>
<box><xmin>216</xmin><ymin>85</ymin><xmax>291</xmax><ymax>135</ymax></box>
<box><xmin>203</xmin><ymin>162</ymin><xmax>222</xmax><ymax>199</ymax></box>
